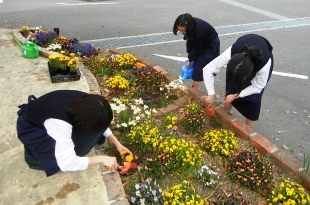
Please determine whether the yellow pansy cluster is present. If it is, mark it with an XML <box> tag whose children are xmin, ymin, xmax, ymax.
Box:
<box><xmin>112</xmin><ymin>53</ymin><xmax>137</xmax><ymax>69</ymax></box>
<box><xmin>67</xmin><ymin>53</ymin><xmax>79</xmax><ymax>72</ymax></box>
<box><xmin>164</xmin><ymin>115</ymin><xmax>178</xmax><ymax>129</ymax></box>
<box><xmin>106</xmin><ymin>74</ymin><xmax>129</xmax><ymax>90</ymax></box>
<box><xmin>126</xmin><ymin>124</ymin><xmax>161</xmax><ymax>152</ymax></box>
<box><xmin>158</xmin><ymin>138</ymin><xmax>203</xmax><ymax>169</ymax></box>
<box><xmin>120</xmin><ymin>150</ymin><xmax>133</xmax><ymax>162</ymax></box>
<box><xmin>202</xmin><ymin>129</ymin><xmax>239</xmax><ymax>157</ymax></box>
<box><xmin>20</xmin><ymin>25</ymin><xmax>42</xmax><ymax>38</ymax></box>
<box><xmin>164</xmin><ymin>180</ymin><xmax>206</xmax><ymax>205</ymax></box>
<box><xmin>268</xmin><ymin>179</ymin><xmax>310</xmax><ymax>205</ymax></box>
<box><xmin>48</xmin><ymin>51</ymin><xmax>79</xmax><ymax>72</ymax></box>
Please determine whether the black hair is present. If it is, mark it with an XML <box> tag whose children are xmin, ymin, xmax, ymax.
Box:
<box><xmin>172</xmin><ymin>13</ymin><xmax>197</xmax><ymax>40</ymax></box>
<box><xmin>67</xmin><ymin>94</ymin><xmax>113</xmax><ymax>133</ymax></box>
<box><xmin>227</xmin><ymin>45</ymin><xmax>263</xmax><ymax>83</ymax></box>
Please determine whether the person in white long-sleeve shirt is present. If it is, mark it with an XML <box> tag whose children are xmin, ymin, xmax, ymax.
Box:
<box><xmin>203</xmin><ymin>34</ymin><xmax>273</xmax><ymax>127</ymax></box>
<box><xmin>17</xmin><ymin>90</ymin><xmax>132</xmax><ymax>176</ymax></box>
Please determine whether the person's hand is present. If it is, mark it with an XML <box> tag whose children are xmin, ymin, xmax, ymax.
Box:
<box><xmin>205</xmin><ymin>95</ymin><xmax>215</xmax><ymax>106</ymax></box>
<box><xmin>101</xmin><ymin>156</ymin><xmax>119</xmax><ymax>171</ymax></box>
<box><xmin>186</xmin><ymin>61</ymin><xmax>191</xmax><ymax>68</ymax></box>
<box><xmin>223</xmin><ymin>94</ymin><xmax>239</xmax><ymax>104</ymax></box>
<box><xmin>116</xmin><ymin>144</ymin><xmax>133</xmax><ymax>156</ymax></box>
<box><xmin>106</xmin><ymin>133</ymin><xmax>133</xmax><ymax>157</ymax></box>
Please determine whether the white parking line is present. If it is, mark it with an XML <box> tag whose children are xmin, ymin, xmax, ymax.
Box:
<box><xmin>152</xmin><ymin>54</ymin><xmax>187</xmax><ymax>62</ymax></box>
<box><xmin>272</xmin><ymin>71</ymin><xmax>308</xmax><ymax>79</ymax></box>
<box><xmin>152</xmin><ymin>54</ymin><xmax>309</xmax><ymax>80</ymax></box>
<box><xmin>57</xmin><ymin>2</ymin><xmax>118</xmax><ymax>6</ymax></box>
<box><xmin>219</xmin><ymin>0</ymin><xmax>288</xmax><ymax>20</ymax></box>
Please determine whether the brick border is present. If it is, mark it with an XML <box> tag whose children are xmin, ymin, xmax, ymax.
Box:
<box><xmin>11</xmin><ymin>30</ymin><xmax>309</xmax><ymax>193</ymax></box>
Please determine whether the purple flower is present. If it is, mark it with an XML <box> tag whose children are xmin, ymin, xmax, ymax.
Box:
<box><xmin>31</xmin><ymin>30</ymin><xmax>58</xmax><ymax>47</ymax></box>
<box><xmin>142</xmin><ymin>97</ymin><xmax>154</xmax><ymax>104</ymax></box>
<box><xmin>66</xmin><ymin>39</ymin><xmax>97</xmax><ymax>57</ymax></box>
<box><xmin>130</xmin><ymin>196</ymin><xmax>136</xmax><ymax>203</ymax></box>
<box><xmin>169</xmin><ymin>129</ymin><xmax>182</xmax><ymax>138</ymax></box>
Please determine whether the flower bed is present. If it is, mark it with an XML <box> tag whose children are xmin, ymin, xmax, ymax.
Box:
<box><xmin>83</xmin><ymin>51</ymin><xmax>310</xmax><ymax>204</ymax></box>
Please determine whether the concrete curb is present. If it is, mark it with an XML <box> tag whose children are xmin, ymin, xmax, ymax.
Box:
<box><xmin>12</xmin><ymin>30</ymin><xmax>309</xmax><ymax>194</ymax></box>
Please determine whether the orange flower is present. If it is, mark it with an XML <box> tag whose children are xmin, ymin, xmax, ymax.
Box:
<box><xmin>136</xmin><ymin>62</ymin><xmax>146</xmax><ymax>69</ymax></box>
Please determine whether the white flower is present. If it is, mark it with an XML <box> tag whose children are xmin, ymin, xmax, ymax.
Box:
<box><xmin>136</xmin><ymin>190</ymin><xmax>141</xmax><ymax>197</ymax></box>
<box><xmin>135</xmin><ymin>116</ymin><xmax>141</xmax><ymax>121</ymax></box>
<box><xmin>47</xmin><ymin>43</ymin><xmax>62</xmax><ymax>51</ymax></box>
<box><xmin>121</xmin><ymin>122</ymin><xmax>128</xmax><ymax>127</ymax></box>
<box><xmin>128</xmin><ymin>120</ymin><xmax>137</xmax><ymax>126</ymax></box>
<box><xmin>134</xmin><ymin>98</ymin><xmax>144</xmax><ymax>105</ymax></box>
<box><xmin>135</xmin><ymin>184</ymin><xmax>140</xmax><ymax>189</ymax></box>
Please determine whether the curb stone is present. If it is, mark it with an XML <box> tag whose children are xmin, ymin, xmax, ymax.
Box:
<box><xmin>12</xmin><ymin>30</ymin><xmax>309</xmax><ymax>196</ymax></box>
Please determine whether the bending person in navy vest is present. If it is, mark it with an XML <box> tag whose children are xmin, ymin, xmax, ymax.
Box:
<box><xmin>203</xmin><ymin>34</ymin><xmax>273</xmax><ymax>127</ymax></box>
<box><xmin>16</xmin><ymin>90</ymin><xmax>133</xmax><ymax>176</ymax></box>
<box><xmin>173</xmin><ymin>13</ymin><xmax>220</xmax><ymax>89</ymax></box>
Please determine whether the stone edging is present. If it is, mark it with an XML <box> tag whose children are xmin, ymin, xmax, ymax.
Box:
<box><xmin>11</xmin><ymin>30</ymin><xmax>309</xmax><ymax>195</ymax></box>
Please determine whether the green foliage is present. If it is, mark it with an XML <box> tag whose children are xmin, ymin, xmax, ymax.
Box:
<box><xmin>180</xmin><ymin>101</ymin><xmax>206</xmax><ymax>134</ymax></box>
<box><xmin>135</xmin><ymin>67</ymin><xmax>167</xmax><ymax>91</ymax></box>
<box><xmin>299</xmin><ymin>153</ymin><xmax>310</xmax><ymax>184</ymax></box>
<box><xmin>209</xmin><ymin>193</ymin><xmax>250</xmax><ymax>205</ymax></box>
<box><xmin>141</xmin><ymin>151</ymin><xmax>172</xmax><ymax>179</ymax></box>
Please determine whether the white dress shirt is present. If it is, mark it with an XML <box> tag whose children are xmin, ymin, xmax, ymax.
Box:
<box><xmin>203</xmin><ymin>46</ymin><xmax>272</xmax><ymax>98</ymax></box>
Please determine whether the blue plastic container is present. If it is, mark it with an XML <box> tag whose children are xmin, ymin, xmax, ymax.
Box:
<box><xmin>181</xmin><ymin>60</ymin><xmax>194</xmax><ymax>81</ymax></box>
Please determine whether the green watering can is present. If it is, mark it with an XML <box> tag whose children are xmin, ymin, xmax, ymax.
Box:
<box><xmin>21</xmin><ymin>42</ymin><xmax>39</xmax><ymax>59</ymax></box>
<box><xmin>13</xmin><ymin>36</ymin><xmax>39</xmax><ymax>59</ymax></box>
